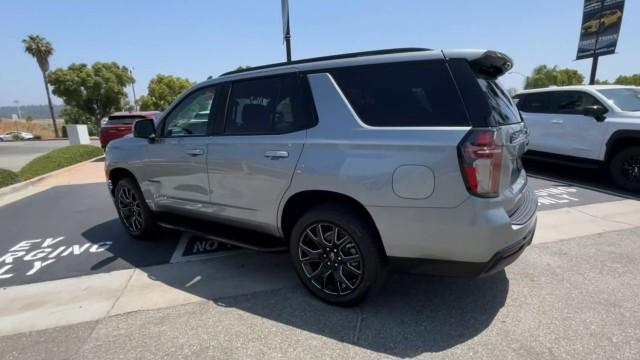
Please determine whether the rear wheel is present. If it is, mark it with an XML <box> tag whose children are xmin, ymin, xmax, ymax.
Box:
<box><xmin>114</xmin><ymin>177</ymin><xmax>156</xmax><ymax>239</ymax></box>
<box><xmin>609</xmin><ymin>146</ymin><xmax>640</xmax><ymax>192</ymax></box>
<box><xmin>289</xmin><ymin>204</ymin><xmax>386</xmax><ymax>306</ymax></box>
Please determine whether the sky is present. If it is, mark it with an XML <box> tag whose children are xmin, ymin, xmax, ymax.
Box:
<box><xmin>0</xmin><ymin>0</ymin><xmax>638</xmax><ymax>107</ymax></box>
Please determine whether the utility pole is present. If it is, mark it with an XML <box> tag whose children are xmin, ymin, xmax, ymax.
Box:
<box><xmin>588</xmin><ymin>0</ymin><xmax>603</xmax><ymax>85</ymax></box>
<box><xmin>129</xmin><ymin>68</ymin><xmax>138</xmax><ymax>111</ymax></box>
<box><xmin>13</xmin><ymin>100</ymin><xmax>21</xmax><ymax>119</ymax></box>
<box><xmin>589</xmin><ymin>55</ymin><xmax>599</xmax><ymax>85</ymax></box>
<box><xmin>282</xmin><ymin>0</ymin><xmax>292</xmax><ymax>62</ymax></box>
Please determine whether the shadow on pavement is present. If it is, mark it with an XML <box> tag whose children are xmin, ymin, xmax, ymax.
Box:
<box><xmin>524</xmin><ymin>158</ymin><xmax>639</xmax><ymax>200</ymax></box>
<box><xmin>83</xmin><ymin>219</ymin><xmax>509</xmax><ymax>357</ymax></box>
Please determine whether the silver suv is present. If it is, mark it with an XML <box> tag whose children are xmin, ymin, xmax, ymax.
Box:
<box><xmin>105</xmin><ymin>48</ymin><xmax>537</xmax><ymax>305</ymax></box>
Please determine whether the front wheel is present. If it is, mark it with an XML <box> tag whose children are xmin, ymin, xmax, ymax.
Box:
<box><xmin>289</xmin><ymin>204</ymin><xmax>386</xmax><ymax>306</ymax></box>
<box><xmin>114</xmin><ymin>177</ymin><xmax>156</xmax><ymax>239</ymax></box>
<box><xmin>609</xmin><ymin>146</ymin><xmax>640</xmax><ymax>192</ymax></box>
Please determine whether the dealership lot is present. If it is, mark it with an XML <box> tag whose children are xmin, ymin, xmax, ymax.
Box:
<box><xmin>0</xmin><ymin>160</ymin><xmax>639</xmax><ymax>359</ymax></box>
<box><xmin>0</xmin><ymin>164</ymin><xmax>635</xmax><ymax>289</ymax></box>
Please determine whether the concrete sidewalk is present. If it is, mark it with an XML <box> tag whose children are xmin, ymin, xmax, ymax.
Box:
<box><xmin>2</xmin><ymin>226</ymin><xmax>640</xmax><ymax>359</ymax></box>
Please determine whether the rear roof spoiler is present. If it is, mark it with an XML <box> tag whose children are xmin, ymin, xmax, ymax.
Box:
<box><xmin>442</xmin><ymin>50</ymin><xmax>513</xmax><ymax>79</ymax></box>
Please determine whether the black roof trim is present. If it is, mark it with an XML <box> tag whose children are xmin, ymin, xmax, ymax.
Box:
<box><xmin>220</xmin><ymin>48</ymin><xmax>432</xmax><ymax>76</ymax></box>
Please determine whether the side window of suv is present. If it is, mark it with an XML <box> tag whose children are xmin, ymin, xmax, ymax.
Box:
<box><xmin>225</xmin><ymin>75</ymin><xmax>307</xmax><ymax>135</ymax></box>
<box><xmin>330</xmin><ymin>61</ymin><xmax>469</xmax><ymax>127</ymax></box>
<box><xmin>518</xmin><ymin>92</ymin><xmax>551</xmax><ymax>113</ymax></box>
<box><xmin>163</xmin><ymin>87</ymin><xmax>216</xmax><ymax>137</ymax></box>
<box><xmin>550</xmin><ymin>91</ymin><xmax>603</xmax><ymax>115</ymax></box>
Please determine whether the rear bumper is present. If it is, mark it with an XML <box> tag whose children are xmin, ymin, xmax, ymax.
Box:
<box><xmin>368</xmin><ymin>184</ymin><xmax>538</xmax><ymax>264</ymax></box>
<box><xmin>389</xmin><ymin>223</ymin><xmax>535</xmax><ymax>277</ymax></box>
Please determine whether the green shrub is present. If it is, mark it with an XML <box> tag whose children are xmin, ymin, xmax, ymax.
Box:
<box><xmin>19</xmin><ymin>145</ymin><xmax>103</xmax><ymax>180</ymax></box>
<box><xmin>0</xmin><ymin>169</ymin><xmax>20</xmax><ymax>188</ymax></box>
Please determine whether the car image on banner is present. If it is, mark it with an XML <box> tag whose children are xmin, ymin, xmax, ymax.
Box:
<box><xmin>577</xmin><ymin>0</ymin><xmax>625</xmax><ymax>60</ymax></box>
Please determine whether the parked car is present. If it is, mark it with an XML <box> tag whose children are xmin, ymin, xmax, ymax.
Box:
<box><xmin>105</xmin><ymin>48</ymin><xmax>537</xmax><ymax>305</ymax></box>
<box><xmin>514</xmin><ymin>85</ymin><xmax>640</xmax><ymax>191</ymax></box>
<box><xmin>0</xmin><ymin>131</ymin><xmax>34</xmax><ymax>141</ymax></box>
<box><xmin>99</xmin><ymin>111</ymin><xmax>159</xmax><ymax>149</ymax></box>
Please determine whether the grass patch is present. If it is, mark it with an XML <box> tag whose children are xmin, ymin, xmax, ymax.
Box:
<box><xmin>0</xmin><ymin>169</ymin><xmax>20</xmax><ymax>188</ymax></box>
<box><xmin>18</xmin><ymin>145</ymin><xmax>103</xmax><ymax>180</ymax></box>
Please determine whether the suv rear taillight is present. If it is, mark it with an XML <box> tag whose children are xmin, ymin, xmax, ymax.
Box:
<box><xmin>458</xmin><ymin>129</ymin><xmax>503</xmax><ymax>198</ymax></box>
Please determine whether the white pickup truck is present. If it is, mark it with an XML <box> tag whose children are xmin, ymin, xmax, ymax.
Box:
<box><xmin>514</xmin><ymin>85</ymin><xmax>640</xmax><ymax>191</ymax></box>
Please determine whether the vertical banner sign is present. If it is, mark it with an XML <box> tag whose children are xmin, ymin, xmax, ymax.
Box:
<box><xmin>577</xmin><ymin>0</ymin><xmax>625</xmax><ymax>60</ymax></box>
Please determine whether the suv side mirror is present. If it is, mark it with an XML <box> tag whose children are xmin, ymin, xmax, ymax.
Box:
<box><xmin>583</xmin><ymin>105</ymin><xmax>607</xmax><ymax>122</ymax></box>
<box><xmin>133</xmin><ymin>118</ymin><xmax>156</xmax><ymax>142</ymax></box>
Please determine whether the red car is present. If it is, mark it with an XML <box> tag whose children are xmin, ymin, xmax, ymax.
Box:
<box><xmin>100</xmin><ymin>111</ymin><xmax>159</xmax><ymax>149</ymax></box>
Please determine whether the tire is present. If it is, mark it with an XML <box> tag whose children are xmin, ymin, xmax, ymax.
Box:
<box><xmin>114</xmin><ymin>177</ymin><xmax>157</xmax><ymax>239</ymax></box>
<box><xmin>609</xmin><ymin>146</ymin><xmax>640</xmax><ymax>192</ymax></box>
<box><xmin>289</xmin><ymin>204</ymin><xmax>386</xmax><ymax>306</ymax></box>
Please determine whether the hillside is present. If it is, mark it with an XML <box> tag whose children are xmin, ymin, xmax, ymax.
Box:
<box><xmin>0</xmin><ymin>104</ymin><xmax>62</xmax><ymax>118</ymax></box>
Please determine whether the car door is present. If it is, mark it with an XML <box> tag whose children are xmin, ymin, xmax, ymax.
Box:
<box><xmin>139</xmin><ymin>85</ymin><xmax>220</xmax><ymax>213</ymax></box>
<box><xmin>546</xmin><ymin>91</ymin><xmax>608</xmax><ymax>160</ymax></box>
<box><xmin>518</xmin><ymin>92</ymin><xmax>554</xmax><ymax>153</ymax></box>
<box><xmin>206</xmin><ymin>74</ymin><xmax>312</xmax><ymax>234</ymax></box>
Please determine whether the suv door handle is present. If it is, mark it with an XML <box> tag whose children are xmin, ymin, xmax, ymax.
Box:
<box><xmin>264</xmin><ymin>150</ymin><xmax>289</xmax><ymax>159</ymax></box>
<box><xmin>551</xmin><ymin>120</ymin><xmax>564</xmax><ymax>124</ymax></box>
<box><xmin>186</xmin><ymin>149</ymin><xmax>204</xmax><ymax>156</ymax></box>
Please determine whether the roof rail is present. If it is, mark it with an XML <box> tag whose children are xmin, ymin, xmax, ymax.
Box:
<box><xmin>220</xmin><ymin>47</ymin><xmax>432</xmax><ymax>76</ymax></box>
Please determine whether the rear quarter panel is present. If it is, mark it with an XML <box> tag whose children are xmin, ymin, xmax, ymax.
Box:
<box><xmin>282</xmin><ymin>73</ymin><xmax>471</xmax><ymax>211</ymax></box>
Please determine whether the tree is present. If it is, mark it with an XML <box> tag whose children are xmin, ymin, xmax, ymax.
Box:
<box><xmin>138</xmin><ymin>74</ymin><xmax>193</xmax><ymax>111</ymax></box>
<box><xmin>235</xmin><ymin>65</ymin><xmax>251</xmax><ymax>71</ymax></box>
<box><xmin>614</xmin><ymin>74</ymin><xmax>640</xmax><ymax>86</ymax></box>
<box><xmin>47</xmin><ymin>62</ymin><xmax>133</xmax><ymax>129</ymax></box>
<box><xmin>524</xmin><ymin>65</ymin><xmax>584</xmax><ymax>89</ymax></box>
<box><xmin>22</xmin><ymin>34</ymin><xmax>60</xmax><ymax>138</ymax></box>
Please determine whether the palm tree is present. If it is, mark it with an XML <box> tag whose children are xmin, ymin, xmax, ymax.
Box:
<box><xmin>22</xmin><ymin>35</ymin><xmax>59</xmax><ymax>138</ymax></box>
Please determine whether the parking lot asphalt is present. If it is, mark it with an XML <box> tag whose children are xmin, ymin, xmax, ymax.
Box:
<box><xmin>0</xmin><ymin>163</ymin><xmax>633</xmax><ymax>288</ymax></box>
<box><xmin>0</xmin><ymin>140</ymin><xmax>100</xmax><ymax>171</ymax></box>
<box><xmin>0</xmin><ymin>159</ymin><xmax>639</xmax><ymax>358</ymax></box>
<box><xmin>2</xmin><ymin>226</ymin><xmax>639</xmax><ymax>360</ymax></box>
<box><xmin>0</xmin><ymin>183</ymin><xmax>237</xmax><ymax>287</ymax></box>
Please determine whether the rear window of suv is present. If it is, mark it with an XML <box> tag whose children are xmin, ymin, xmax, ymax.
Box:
<box><xmin>107</xmin><ymin>116</ymin><xmax>146</xmax><ymax>125</ymax></box>
<box><xmin>330</xmin><ymin>61</ymin><xmax>469</xmax><ymax>127</ymax></box>
<box><xmin>476</xmin><ymin>79</ymin><xmax>521</xmax><ymax>125</ymax></box>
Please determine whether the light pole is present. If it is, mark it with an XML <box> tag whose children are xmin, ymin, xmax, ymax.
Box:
<box><xmin>13</xmin><ymin>100</ymin><xmax>22</xmax><ymax>119</ymax></box>
<box><xmin>282</xmin><ymin>0</ymin><xmax>292</xmax><ymax>62</ymax></box>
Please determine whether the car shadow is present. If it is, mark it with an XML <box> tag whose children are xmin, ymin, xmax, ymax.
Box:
<box><xmin>83</xmin><ymin>220</ymin><xmax>509</xmax><ymax>357</ymax></box>
<box><xmin>524</xmin><ymin>157</ymin><xmax>639</xmax><ymax>199</ymax></box>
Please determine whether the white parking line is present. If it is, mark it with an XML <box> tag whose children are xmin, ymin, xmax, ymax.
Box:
<box><xmin>528</xmin><ymin>173</ymin><xmax>639</xmax><ymax>201</ymax></box>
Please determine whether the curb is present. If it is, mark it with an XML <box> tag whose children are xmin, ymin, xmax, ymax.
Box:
<box><xmin>0</xmin><ymin>155</ymin><xmax>105</xmax><ymax>199</ymax></box>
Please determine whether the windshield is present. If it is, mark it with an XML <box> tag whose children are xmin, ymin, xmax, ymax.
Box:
<box><xmin>597</xmin><ymin>88</ymin><xmax>640</xmax><ymax>111</ymax></box>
